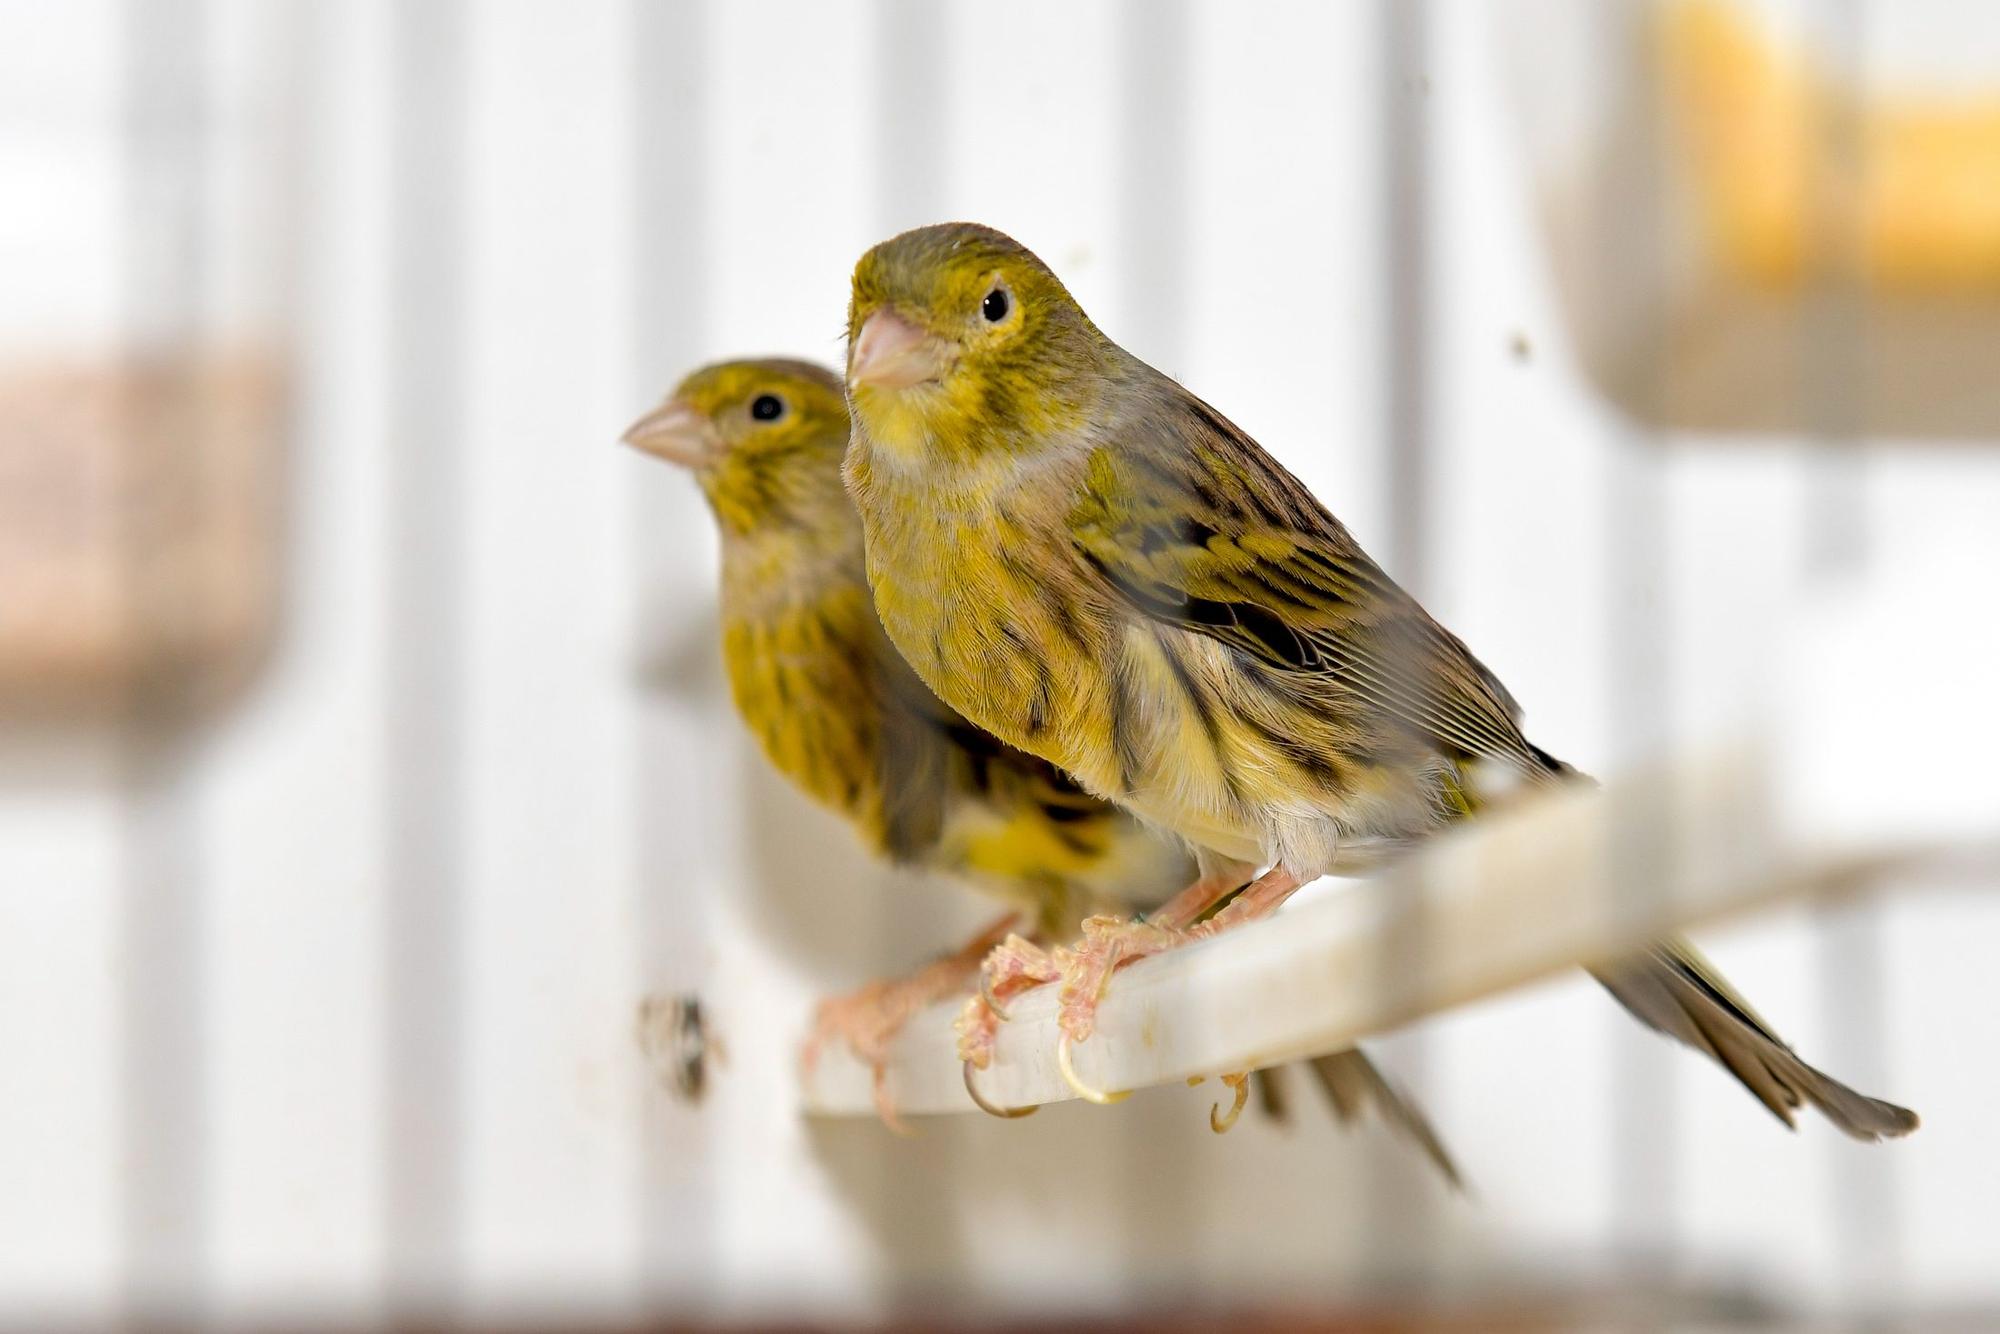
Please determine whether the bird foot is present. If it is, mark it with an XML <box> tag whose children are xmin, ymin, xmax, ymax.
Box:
<box><xmin>1053</xmin><ymin>866</ymin><xmax>1306</xmax><ymax>1048</ymax></box>
<box><xmin>800</xmin><ymin>912</ymin><xmax>1019</xmax><ymax>1132</ymax></box>
<box><xmin>955</xmin><ymin>933</ymin><xmax>1059</xmax><ymax>1068</ymax></box>
<box><xmin>800</xmin><ymin>981</ymin><xmax>922</xmax><ymax>1133</ymax></box>
<box><xmin>1056</xmin><ymin>913</ymin><xmax>1206</xmax><ymax>1045</ymax></box>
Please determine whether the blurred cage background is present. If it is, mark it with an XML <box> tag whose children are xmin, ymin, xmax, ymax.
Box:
<box><xmin>2</xmin><ymin>0</ymin><xmax>1998</xmax><ymax>1328</ymax></box>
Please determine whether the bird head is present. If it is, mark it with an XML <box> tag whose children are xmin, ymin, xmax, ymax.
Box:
<box><xmin>622</xmin><ymin>358</ymin><xmax>852</xmax><ymax>538</ymax></box>
<box><xmin>845</xmin><ymin>223</ymin><xmax>1110</xmax><ymax>467</ymax></box>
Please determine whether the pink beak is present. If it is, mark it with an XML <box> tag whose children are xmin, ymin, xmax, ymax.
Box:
<box><xmin>848</xmin><ymin>309</ymin><xmax>950</xmax><ymax>390</ymax></box>
<box><xmin>621</xmin><ymin>399</ymin><xmax>718</xmax><ymax>468</ymax></box>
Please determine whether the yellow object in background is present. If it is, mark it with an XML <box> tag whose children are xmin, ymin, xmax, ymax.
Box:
<box><xmin>1666</xmin><ymin>0</ymin><xmax>2000</xmax><ymax>293</ymax></box>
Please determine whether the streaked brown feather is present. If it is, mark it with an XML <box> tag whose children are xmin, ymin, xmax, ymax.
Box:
<box><xmin>1071</xmin><ymin>383</ymin><xmax>1554</xmax><ymax>780</ymax></box>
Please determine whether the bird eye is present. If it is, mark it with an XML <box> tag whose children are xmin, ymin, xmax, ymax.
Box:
<box><xmin>981</xmin><ymin>287</ymin><xmax>1010</xmax><ymax>323</ymax></box>
<box><xmin>749</xmin><ymin>393</ymin><xmax>785</xmax><ymax>422</ymax></box>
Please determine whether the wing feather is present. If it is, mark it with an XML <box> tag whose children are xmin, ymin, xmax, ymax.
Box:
<box><xmin>1073</xmin><ymin>384</ymin><xmax>1554</xmax><ymax>777</ymax></box>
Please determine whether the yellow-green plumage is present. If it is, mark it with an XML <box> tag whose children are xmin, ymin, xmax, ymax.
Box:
<box><xmin>846</xmin><ymin>236</ymin><xmax>1507</xmax><ymax>876</ymax></box>
<box><xmin>643</xmin><ymin>358</ymin><xmax>1191</xmax><ymax>937</ymax></box>
<box><xmin>840</xmin><ymin>222</ymin><xmax>1917</xmax><ymax>1140</ymax></box>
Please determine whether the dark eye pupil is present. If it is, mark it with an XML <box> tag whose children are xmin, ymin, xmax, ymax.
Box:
<box><xmin>750</xmin><ymin>394</ymin><xmax>784</xmax><ymax>421</ymax></box>
<box><xmin>982</xmin><ymin>288</ymin><xmax>1009</xmax><ymax>322</ymax></box>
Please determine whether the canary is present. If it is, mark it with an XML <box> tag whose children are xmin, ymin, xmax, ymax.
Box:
<box><xmin>840</xmin><ymin>223</ymin><xmax>1917</xmax><ymax>1141</ymax></box>
<box><xmin>624</xmin><ymin>358</ymin><xmax>1460</xmax><ymax>1171</ymax></box>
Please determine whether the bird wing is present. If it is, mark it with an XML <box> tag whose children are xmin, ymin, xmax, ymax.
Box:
<box><xmin>1069</xmin><ymin>383</ymin><xmax>1555</xmax><ymax>777</ymax></box>
<box><xmin>868</xmin><ymin>629</ymin><xmax>958</xmax><ymax>861</ymax></box>
<box><xmin>870</xmin><ymin>621</ymin><xmax>1122</xmax><ymax>878</ymax></box>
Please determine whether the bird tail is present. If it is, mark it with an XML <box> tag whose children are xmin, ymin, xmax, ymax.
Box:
<box><xmin>1501</xmin><ymin>753</ymin><xmax>1915</xmax><ymax>1139</ymax></box>
<box><xmin>1302</xmin><ymin>1048</ymin><xmax>1464</xmax><ymax>1189</ymax></box>
<box><xmin>1590</xmin><ymin>937</ymin><xmax>1919</xmax><ymax>1141</ymax></box>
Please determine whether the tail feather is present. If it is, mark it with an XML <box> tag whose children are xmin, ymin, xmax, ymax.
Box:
<box><xmin>1307</xmin><ymin>1047</ymin><xmax>1464</xmax><ymax>1190</ymax></box>
<box><xmin>1480</xmin><ymin>753</ymin><xmax>1913</xmax><ymax>1140</ymax></box>
<box><xmin>1591</xmin><ymin>937</ymin><xmax>1919</xmax><ymax>1142</ymax></box>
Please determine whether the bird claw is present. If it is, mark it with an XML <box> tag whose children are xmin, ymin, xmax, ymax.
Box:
<box><xmin>963</xmin><ymin>1060</ymin><xmax>1038</xmax><ymax>1119</ymax></box>
<box><xmin>957</xmin><ymin>932</ymin><xmax>1061</xmax><ymax>1066</ymax></box>
<box><xmin>872</xmin><ymin>1063</ymin><xmax>917</xmax><ymax>1137</ymax></box>
<box><xmin>1209</xmin><ymin>1071</ymin><xmax>1250</xmax><ymax>1134</ymax></box>
<box><xmin>806</xmin><ymin>925</ymin><xmax>1016</xmax><ymax>1131</ymax></box>
<box><xmin>1055</xmin><ymin>914</ymin><xmax>1195</xmax><ymax>1046</ymax></box>
<box><xmin>979</xmin><ymin>968</ymin><xmax>1010</xmax><ymax>1022</ymax></box>
<box><xmin>954</xmin><ymin>994</ymin><xmax>1002</xmax><ymax>1068</ymax></box>
<box><xmin>1058</xmin><ymin>1030</ymin><xmax>1130</xmax><ymax>1105</ymax></box>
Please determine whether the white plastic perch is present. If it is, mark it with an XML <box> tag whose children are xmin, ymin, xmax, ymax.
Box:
<box><xmin>800</xmin><ymin>743</ymin><xmax>1943</xmax><ymax>1119</ymax></box>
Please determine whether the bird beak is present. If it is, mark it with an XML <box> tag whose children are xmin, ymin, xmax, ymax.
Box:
<box><xmin>621</xmin><ymin>399</ymin><xmax>718</xmax><ymax>468</ymax></box>
<box><xmin>848</xmin><ymin>309</ymin><xmax>951</xmax><ymax>391</ymax></box>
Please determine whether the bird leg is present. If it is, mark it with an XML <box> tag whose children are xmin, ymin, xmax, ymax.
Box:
<box><xmin>1056</xmin><ymin>865</ymin><xmax>1306</xmax><ymax>1046</ymax></box>
<box><xmin>1202</xmin><ymin>864</ymin><xmax>1307</xmax><ymax>931</ymax></box>
<box><xmin>801</xmin><ymin>911</ymin><xmax>1018</xmax><ymax>1130</ymax></box>
<box><xmin>1045</xmin><ymin>866</ymin><xmax>1259</xmax><ymax>1046</ymax></box>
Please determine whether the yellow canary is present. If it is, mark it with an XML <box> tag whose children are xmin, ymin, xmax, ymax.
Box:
<box><xmin>840</xmin><ymin>223</ymin><xmax>1917</xmax><ymax>1141</ymax></box>
<box><xmin>624</xmin><ymin>358</ymin><xmax>1459</xmax><ymax>1170</ymax></box>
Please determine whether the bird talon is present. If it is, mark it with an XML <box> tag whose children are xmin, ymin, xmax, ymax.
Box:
<box><xmin>962</xmin><ymin>1060</ymin><xmax>1037</xmax><ymax>1118</ymax></box>
<box><xmin>1057</xmin><ymin>1031</ymin><xmax>1130</xmax><ymax>1105</ymax></box>
<box><xmin>1209</xmin><ymin>1071</ymin><xmax>1250</xmax><ymax>1134</ymax></box>
<box><xmin>979</xmin><ymin>970</ymin><xmax>1010</xmax><ymax>1022</ymax></box>
<box><xmin>873</xmin><ymin>1065</ymin><xmax>918</xmax><ymax>1137</ymax></box>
